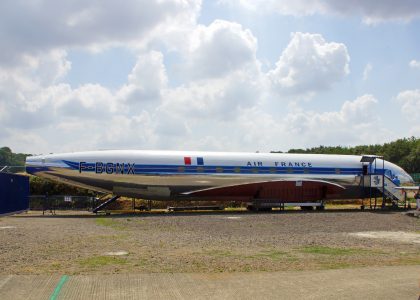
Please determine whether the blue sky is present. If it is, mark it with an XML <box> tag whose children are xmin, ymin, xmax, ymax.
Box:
<box><xmin>0</xmin><ymin>0</ymin><xmax>419</xmax><ymax>154</ymax></box>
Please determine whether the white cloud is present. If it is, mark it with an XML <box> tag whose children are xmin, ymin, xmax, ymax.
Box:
<box><xmin>268</xmin><ymin>32</ymin><xmax>350</xmax><ymax>96</ymax></box>
<box><xmin>363</xmin><ymin>63</ymin><xmax>372</xmax><ymax>80</ymax></box>
<box><xmin>0</xmin><ymin>1</ymin><xmax>411</xmax><ymax>154</ymax></box>
<box><xmin>282</xmin><ymin>94</ymin><xmax>393</xmax><ymax>146</ymax></box>
<box><xmin>118</xmin><ymin>51</ymin><xmax>168</xmax><ymax>106</ymax></box>
<box><xmin>396</xmin><ymin>89</ymin><xmax>420</xmax><ymax>121</ymax></box>
<box><xmin>0</xmin><ymin>18</ymin><xmax>365</xmax><ymax>154</ymax></box>
<box><xmin>55</xmin><ymin>83</ymin><xmax>117</xmax><ymax>118</ymax></box>
<box><xmin>0</xmin><ymin>0</ymin><xmax>201</xmax><ymax>65</ymax></box>
<box><xmin>186</xmin><ymin>20</ymin><xmax>258</xmax><ymax>79</ymax></box>
<box><xmin>160</xmin><ymin>71</ymin><xmax>262</xmax><ymax>120</ymax></box>
<box><xmin>409</xmin><ymin>60</ymin><xmax>420</xmax><ymax>69</ymax></box>
<box><xmin>220</xmin><ymin>0</ymin><xmax>420</xmax><ymax>24</ymax></box>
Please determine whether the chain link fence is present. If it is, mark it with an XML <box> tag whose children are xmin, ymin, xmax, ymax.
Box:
<box><xmin>29</xmin><ymin>195</ymin><xmax>98</xmax><ymax>213</ymax></box>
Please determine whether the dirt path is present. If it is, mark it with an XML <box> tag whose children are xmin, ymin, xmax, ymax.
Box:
<box><xmin>0</xmin><ymin>210</ymin><xmax>419</xmax><ymax>274</ymax></box>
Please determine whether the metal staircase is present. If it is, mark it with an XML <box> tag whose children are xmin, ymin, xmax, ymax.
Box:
<box><xmin>382</xmin><ymin>176</ymin><xmax>405</xmax><ymax>202</ymax></box>
<box><xmin>92</xmin><ymin>195</ymin><xmax>120</xmax><ymax>213</ymax></box>
<box><xmin>369</xmin><ymin>174</ymin><xmax>406</xmax><ymax>207</ymax></box>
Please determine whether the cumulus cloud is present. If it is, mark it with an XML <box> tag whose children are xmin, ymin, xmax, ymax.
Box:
<box><xmin>363</xmin><ymin>63</ymin><xmax>372</xmax><ymax>80</ymax></box>
<box><xmin>396</xmin><ymin>89</ymin><xmax>420</xmax><ymax>121</ymax></box>
<box><xmin>268</xmin><ymin>32</ymin><xmax>350</xmax><ymax>95</ymax></box>
<box><xmin>160</xmin><ymin>71</ymin><xmax>262</xmax><ymax>120</ymax></box>
<box><xmin>283</xmin><ymin>94</ymin><xmax>393</xmax><ymax>146</ymax></box>
<box><xmin>409</xmin><ymin>60</ymin><xmax>420</xmax><ymax>69</ymax></box>
<box><xmin>221</xmin><ymin>0</ymin><xmax>420</xmax><ymax>24</ymax></box>
<box><xmin>118</xmin><ymin>51</ymin><xmax>168</xmax><ymax>105</ymax></box>
<box><xmin>0</xmin><ymin>0</ymin><xmax>201</xmax><ymax>65</ymax></box>
<box><xmin>186</xmin><ymin>20</ymin><xmax>258</xmax><ymax>79</ymax></box>
<box><xmin>0</xmin><ymin>1</ymin><xmax>409</xmax><ymax>154</ymax></box>
<box><xmin>0</xmin><ymin>18</ymin><xmax>360</xmax><ymax>153</ymax></box>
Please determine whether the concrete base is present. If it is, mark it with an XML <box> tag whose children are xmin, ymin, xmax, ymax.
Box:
<box><xmin>1</xmin><ymin>265</ymin><xmax>419</xmax><ymax>299</ymax></box>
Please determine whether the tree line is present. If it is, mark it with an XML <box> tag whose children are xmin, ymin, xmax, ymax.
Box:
<box><xmin>271</xmin><ymin>137</ymin><xmax>419</xmax><ymax>173</ymax></box>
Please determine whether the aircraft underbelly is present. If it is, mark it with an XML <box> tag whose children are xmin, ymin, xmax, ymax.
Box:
<box><xmin>34</xmin><ymin>167</ymin><xmax>360</xmax><ymax>199</ymax></box>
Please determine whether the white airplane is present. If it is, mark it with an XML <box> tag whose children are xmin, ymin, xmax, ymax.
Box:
<box><xmin>25</xmin><ymin>150</ymin><xmax>414</xmax><ymax>207</ymax></box>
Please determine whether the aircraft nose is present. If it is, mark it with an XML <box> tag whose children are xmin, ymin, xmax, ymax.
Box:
<box><xmin>400</xmin><ymin>172</ymin><xmax>414</xmax><ymax>185</ymax></box>
<box><xmin>408</xmin><ymin>174</ymin><xmax>414</xmax><ymax>184</ymax></box>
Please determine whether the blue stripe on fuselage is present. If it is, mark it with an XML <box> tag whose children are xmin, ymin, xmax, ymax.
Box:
<box><xmin>58</xmin><ymin>160</ymin><xmax>364</xmax><ymax>176</ymax></box>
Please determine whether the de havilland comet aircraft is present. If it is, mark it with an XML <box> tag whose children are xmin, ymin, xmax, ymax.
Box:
<box><xmin>26</xmin><ymin>150</ymin><xmax>414</xmax><ymax>206</ymax></box>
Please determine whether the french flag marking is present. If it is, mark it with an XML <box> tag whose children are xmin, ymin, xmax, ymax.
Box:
<box><xmin>184</xmin><ymin>157</ymin><xmax>192</xmax><ymax>165</ymax></box>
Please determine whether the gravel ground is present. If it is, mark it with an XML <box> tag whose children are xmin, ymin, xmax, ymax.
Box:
<box><xmin>0</xmin><ymin>210</ymin><xmax>419</xmax><ymax>274</ymax></box>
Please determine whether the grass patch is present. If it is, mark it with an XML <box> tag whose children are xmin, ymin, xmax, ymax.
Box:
<box><xmin>134</xmin><ymin>258</ymin><xmax>148</xmax><ymax>267</ymax></box>
<box><xmin>248</xmin><ymin>250</ymin><xmax>291</xmax><ymax>260</ymax></box>
<box><xmin>396</xmin><ymin>256</ymin><xmax>420</xmax><ymax>265</ymax></box>
<box><xmin>95</xmin><ymin>217</ymin><xmax>126</xmax><ymax>230</ymax></box>
<box><xmin>50</xmin><ymin>262</ymin><xmax>62</xmax><ymax>269</ymax></box>
<box><xmin>79</xmin><ymin>256</ymin><xmax>128</xmax><ymax>267</ymax></box>
<box><xmin>204</xmin><ymin>249</ymin><xmax>235</xmax><ymax>257</ymax></box>
<box><xmin>300</xmin><ymin>246</ymin><xmax>367</xmax><ymax>256</ymax></box>
<box><xmin>319</xmin><ymin>262</ymin><xmax>354</xmax><ymax>270</ymax></box>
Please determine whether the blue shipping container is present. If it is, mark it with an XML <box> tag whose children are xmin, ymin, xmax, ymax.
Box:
<box><xmin>0</xmin><ymin>173</ymin><xmax>29</xmax><ymax>216</ymax></box>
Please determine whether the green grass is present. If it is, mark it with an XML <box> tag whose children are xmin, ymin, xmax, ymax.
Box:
<box><xmin>204</xmin><ymin>249</ymin><xmax>297</xmax><ymax>262</ymax></box>
<box><xmin>299</xmin><ymin>246</ymin><xmax>367</xmax><ymax>255</ymax></box>
<box><xmin>248</xmin><ymin>250</ymin><xmax>291</xmax><ymax>260</ymax></box>
<box><xmin>95</xmin><ymin>217</ymin><xmax>127</xmax><ymax>230</ymax></box>
<box><xmin>79</xmin><ymin>256</ymin><xmax>128</xmax><ymax>267</ymax></box>
<box><xmin>318</xmin><ymin>262</ymin><xmax>354</xmax><ymax>270</ymax></box>
<box><xmin>204</xmin><ymin>249</ymin><xmax>235</xmax><ymax>257</ymax></box>
<box><xmin>133</xmin><ymin>258</ymin><xmax>148</xmax><ymax>267</ymax></box>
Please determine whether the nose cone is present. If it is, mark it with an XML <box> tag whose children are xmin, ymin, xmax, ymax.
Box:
<box><xmin>397</xmin><ymin>169</ymin><xmax>415</xmax><ymax>185</ymax></box>
<box><xmin>406</xmin><ymin>173</ymin><xmax>415</xmax><ymax>184</ymax></box>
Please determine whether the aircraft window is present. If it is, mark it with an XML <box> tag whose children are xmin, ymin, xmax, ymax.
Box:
<box><xmin>178</xmin><ymin>166</ymin><xmax>185</xmax><ymax>173</ymax></box>
<box><xmin>197</xmin><ymin>167</ymin><xmax>204</xmax><ymax>173</ymax></box>
<box><xmin>287</xmin><ymin>168</ymin><xmax>293</xmax><ymax>173</ymax></box>
<box><xmin>335</xmin><ymin>168</ymin><xmax>341</xmax><ymax>174</ymax></box>
<box><xmin>270</xmin><ymin>168</ymin><xmax>276</xmax><ymax>173</ymax></box>
<box><xmin>303</xmin><ymin>168</ymin><xmax>309</xmax><ymax>174</ymax></box>
<box><xmin>252</xmin><ymin>168</ymin><xmax>258</xmax><ymax>173</ymax></box>
<box><xmin>216</xmin><ymin>167</ymin><xmax>223</xmax><ymax>173</ymax></box>
<box><xmin>234</xmin><ymin>167</ymin><xmax>241</xmax><ymax>173</ymax></box>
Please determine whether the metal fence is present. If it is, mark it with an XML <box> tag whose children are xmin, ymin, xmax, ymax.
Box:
<box><xmin>29</xmin><ymin>195</ymin><xmax>98</xmax><ymax>212</ymax></box>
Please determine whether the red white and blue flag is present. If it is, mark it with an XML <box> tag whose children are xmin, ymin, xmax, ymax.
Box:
<box><xmin>184</xmin><ymin>157</ymin><xmax>204</xmax><ymax>165</ymax></box>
